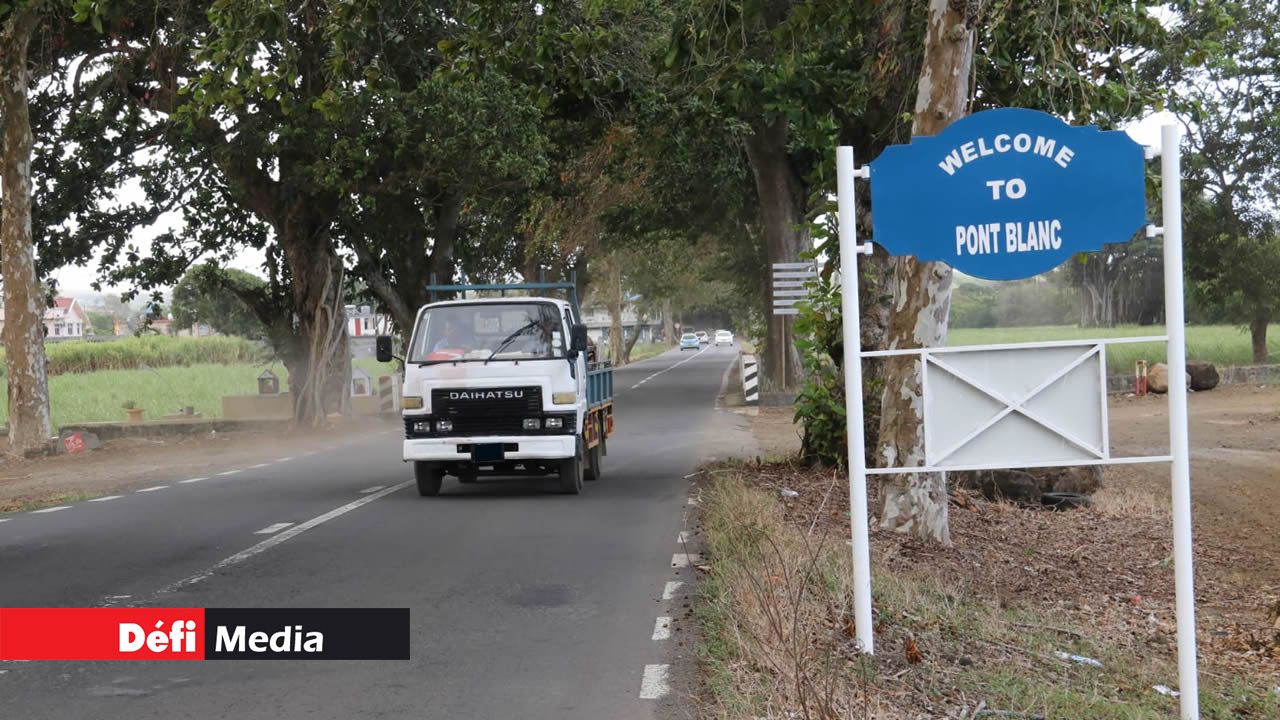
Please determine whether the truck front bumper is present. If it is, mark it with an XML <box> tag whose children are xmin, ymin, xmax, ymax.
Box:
<box><xmin>403</xmin><ymin>435</ymin><xmax>576</xmax><ymax>463</ymax></box>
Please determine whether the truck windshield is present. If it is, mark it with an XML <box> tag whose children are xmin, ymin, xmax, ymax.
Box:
<box><xmin>409</xmin><ymin>302</ymin><xmax>567</xmax><ymax>364</ymax></box>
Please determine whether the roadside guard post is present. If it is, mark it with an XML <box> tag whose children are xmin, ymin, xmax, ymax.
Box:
<box><xmin>837</xmin><ymin>111</ymin><xmax>1200</xmax><ymax>718</ymax></box>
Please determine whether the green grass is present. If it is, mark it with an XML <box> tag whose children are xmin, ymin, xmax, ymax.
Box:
<box><xmin>0</xmin><ymin>336</ymin><xmax>264</xmax><ymax>377</ymax></box>
<box><xmin>0</xmin><ymin>361</ymin><xmax>403</xmax><ymax>430</ymax></box>
<box><xmin>948</xmin><ymin>324</ymin><xmax>1276</xmax><ymax>373</ymax></box>
<box><xmin>626</xmin><ymin>342</ymin><xmax>671</xmax><ymax>363</ymax></box>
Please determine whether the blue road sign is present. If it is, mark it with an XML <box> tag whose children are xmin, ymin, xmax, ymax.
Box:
<box><xmin>869</xmin><ymin>108</ymin><xmax>1147</xmax><ymax>280</ymax></box>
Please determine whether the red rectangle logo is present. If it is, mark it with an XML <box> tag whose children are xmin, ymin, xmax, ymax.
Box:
<box><xmin>0</xmin><ymin>608</ymin><xmax>206</xmax><ymax>660</ymax></box>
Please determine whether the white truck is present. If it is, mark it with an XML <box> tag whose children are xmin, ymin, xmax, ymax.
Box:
<box><xmin>376</xmin><ymin>280</ymin><xmax>614</xmax><ymax>496</ymax></box>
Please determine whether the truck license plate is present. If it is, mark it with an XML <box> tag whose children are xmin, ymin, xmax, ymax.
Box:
<box><xmin>472</xmin><ymin>443</ymin><xmax>504</xmax><ymax>462</ymax></box>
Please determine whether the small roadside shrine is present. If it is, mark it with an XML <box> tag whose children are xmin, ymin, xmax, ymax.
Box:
<box><xmin>836</xmin><ymin>109</ymin><xmax>1202</xmax><ymax>719</ymax></box>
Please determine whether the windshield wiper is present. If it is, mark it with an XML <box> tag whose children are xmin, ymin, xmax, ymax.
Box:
<box><xmin>485</xmin><ymin>320</ymin><xmax>540</xmax><ymax>365</ymax></box>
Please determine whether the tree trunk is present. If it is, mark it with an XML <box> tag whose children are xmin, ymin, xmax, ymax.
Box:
<box><xmin>427</xmin><ymin>191</ymin><xmax>463</xmax><ymax>286</ymax></box>
<box><xmin>1</xmin><ymin>4</ymin><xmax>53</xmax><ymax>456</ymax></box>
<box><xmin>743</xmin><ymin>116</ymin><xmax>807</xmax><ymax>391</ymax></box>
<box><xmin>623</xmin><ymin>309</ymin><xmax>646</xmax><ymax>362</ymax></box>
<box><xmin>280</xmin><ymin>221</ymin><xmax>350</xmax><ymax>428</ymax></box>
<box><xmin>878</xmin><ymin>0</ymin><xmax>979</xmax><ymax>546</ymax></box>
<box><xmin>662</xmin><ymin>299</ymin><xmax>675</xmax><ymax>345</ymax></box>
<box><xmin>607</xmin><ymin>259</ymin><xmax>624</xmax><ymax>367</ymax></box>
<box><xmin>1251</xmin><ymin>315</ymin><xmax>1269</xmax><ymax>363</ymax></box>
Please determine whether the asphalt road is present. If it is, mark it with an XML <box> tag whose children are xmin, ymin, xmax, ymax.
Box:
<box><xmin>0</xmin><ymin>344</ymin><xmax>752</xmax><ymax>720</ymax></box>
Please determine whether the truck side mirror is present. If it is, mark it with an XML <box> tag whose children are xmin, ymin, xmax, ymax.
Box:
<box><xmin>570</xmin><ymin>324</ymin><xmax>589</xmax><ymax>353</ymax></box>
<box><xmin>375</xmin><ymin>335</ymin><xmax>395</xmax><ymax>363</ymax></box>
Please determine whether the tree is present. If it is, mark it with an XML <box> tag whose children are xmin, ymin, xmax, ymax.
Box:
<box><xmin>665</xmin><ymin>0</ymin><xmax>919</xmax><ymax>392</ymax></box>
<box><xmin>1170</xmin><ymin>0</ymin><xmax>1280</xmax><ymax>361</ymax></box>
<box><xmin>1</xmin><ymin>0</ymin><xmax>53</xmax><ymax>454</ymax></box>
<box><xmin>170</xmin><ymin>264</ymin><xmax>269</xmax><ymax>339</ymax></box>
<box><xmin>876</xmin><ymin>0</ymin><xmax>978</xmax><ymax>547</ymax></box>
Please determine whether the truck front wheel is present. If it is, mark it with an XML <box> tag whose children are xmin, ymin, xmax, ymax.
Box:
<box><xmin>558</xmin><ymin>445</ymin><xmax>584</xmax><ymax>495</ymax></box>
<box><xmin>414</xmin><ymin>462</ymin><xmax>444</xmax><ymax>496</ymax></box>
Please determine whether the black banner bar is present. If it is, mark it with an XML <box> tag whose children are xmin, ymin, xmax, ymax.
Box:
<box><xmin>203</xmin><ymin>608</ymin><xmax>409</xmax><ymax>660</ymax></box>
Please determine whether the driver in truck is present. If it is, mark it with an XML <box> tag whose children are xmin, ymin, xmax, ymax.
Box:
<box><xmin>431</xmin><ymin>318</ymin><xmax>470</xmax><ymax>353</ymax></box>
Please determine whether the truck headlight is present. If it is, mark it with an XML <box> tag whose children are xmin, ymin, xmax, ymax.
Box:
<box><xmin>552</xmin><ymin>392</ymin><xmax>576</xmax><ymax>405</ymax></box>
<box><xmin>544</xmin><ymin>417</ymin><xmax>563</xmax><ymax>429</ymax></box>
<box><xmin>522</xmin><ymin>418</ymin><xmax>541</xmax><ymax>430</ymax></box>
<box><xmin>413</xmin><ymin>421</ymin><xmax>432</xmax><ymax>434</ymax></box>
<box><xmin>403</xmin><ymin>396</ymin><xmax>424</xmax><ymax>410</ymax></box>
<box><xmin>436</xmin><ymin>419</ymin><xmax>453</xmax><ymax>432</ymax></box>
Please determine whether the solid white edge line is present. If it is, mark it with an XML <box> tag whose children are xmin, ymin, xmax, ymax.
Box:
<box><xmin>216</xmin><ymin>470</ymin><xmax>242</xmax><ymax>476</ymax></box>
<box><xmin>248</xmin><ymin>463</ymin><xmax>270</xmax><ymax>469</ymax></box>
<box><xmin>87</xmin><ymin>495</ymin><xmax>124</xmax><ymax>502</ymax></box>
<box><xmin>178</xmin><ymin>477</ymin><xmax>207</xmax><ymax>484</ymax></box>
<box><xmin>639</xmin><ymin>664</ymin><xmax>670</xmax><ymax>699</ymax></box>
<box><xmin>276</xmin><ymin>456</ymin><xmax>295</xmax><ymax>462</ymax></box>
<box><xmin>136</xmin><ymin>485</ymin><xmax>170</xmax><ymax>493</ymax></box>
<box><xmin>651</xmin><ymin>616</ymin><xmax>672</xmax><ymax>641</ymax></box>
<box><xmin>253</xmin><ymin>522</ymin><xmax>295</xmax><ymax>535</ymax></box>
<box><xmin>0</xmin><ymin>518</ymin><xmax>9</xmax><ymax>523</ymax></box>
<box><xmin>30</xmin><ymin>506</ymin><xmax>71</xmax><ymax>514</ymax></box>
<box><xmin>662</xmin><ymin>581</ymin><xmax>684</xmax><ymax>600</ymax></box>
<box><xmin>160</xmin><ymin>480</ymin><xmax>412</xmax><ymax>594</ymax></box>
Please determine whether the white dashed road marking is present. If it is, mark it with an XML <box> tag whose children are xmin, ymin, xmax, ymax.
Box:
<box><xmin>630</xmin><ymin>346</ymin><xmax>711</xmax><ymax>390</ymax></box>
<box><xmin>30</xmin><ymin>506</ymin><xmax>71</xmax><ymax>514</ymax></box>
<box><xmin>88</xmin><ymin>495</ymin><xmax>124</xmax><ymax>502</ymax></box>
<box><xmin>671</xmin><ymin>553</ymin><xmax>702</xmax><ymax>568</ymax></box>
<box><xmin>179</xmin><ymin>477</ymin><xmax>207</xmax><ymax>484</ymax></box>
<box><xmin>276</xmin><ymin>456</ymin><xmax>295</xmax><ymax>463</ymax></box>
<box><xmin>216</xmin><ymin>470</ymin><xmax>242</xmax><ymax>476</ymax></box>
<box><xmin>136</xmin><ymin>485</ymin><xmax>169</xmax><ymax>493</ymax></box>
<box><xmin>248</xmin><ymin>463</ymin><xmax>270</xmax><ymax>470</ymax></box>
<box><xmin>359</xmin><ymin>485</ymin><xmax>386</xmax><ymax>494</ymax></box>
<box><xmin>0</xmin><ymin>518</ymin><xmax>9</xmax><ymax>524</ymax></box>
<box><xmin>651</xmin><ymin>616</ymin><xmax>672</xmax><ymax>641</ymax></box>
<box><xmin>662</xmin><ymin>581</ymin><xmax>684</xmax><ymax>600</ymax></box>
<box><xmin>639</xmin><ymin>664</ymin><xmax>670</xmax><ymax>699</ymax></box>
<box><xmin>254</xmin><ymin>522</ymin><xmax>294</xmax><ymax>535</ymax></box>
<box><xmin>160</xmin><ymin>481</ymin><xmax>412</xmax><ymax>594</ymax></box>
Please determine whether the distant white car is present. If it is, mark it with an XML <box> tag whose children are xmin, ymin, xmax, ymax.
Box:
<box><xmin>695</xmin><ymin>331</ymin><xmax>709</xmax><ymax>344</ymax></box>
<box><xmin>714</xmin><ymin>330</ymin><xmax>733</xmax><ymax>346</ymax></box>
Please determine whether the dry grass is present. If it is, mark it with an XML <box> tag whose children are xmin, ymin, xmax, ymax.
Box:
<box><xmin>694</xmin><ymin>464</ymin><xmax>1280</xmax><ymax>719</ymax></box>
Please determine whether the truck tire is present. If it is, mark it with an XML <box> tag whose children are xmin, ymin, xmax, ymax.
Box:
<box><xmin>558</xmin><ymin>445</ymin><xmax>583</xmax><ymax>495</ymax></box>
<box><xmin>414</xmin><ymin>462</ymin><xmax>444</xmax><ymax>497</ymax></box>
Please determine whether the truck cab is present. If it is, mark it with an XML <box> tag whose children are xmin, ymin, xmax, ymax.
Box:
<box><xmin>378</xmin><ymin>282</ymin><xmax>613</xmax><ymax>496</ymax></box>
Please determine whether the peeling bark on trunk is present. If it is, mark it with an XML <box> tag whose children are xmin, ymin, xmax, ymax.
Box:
<box><xmin>744</xmin><ymin>117</ymin><xmax>807</xmax><ymax>391</ymax></box>
<box><xmin>1251</xmin><ymin>316</ymin><xmax>1269</xmax><ymax>363</ymax></box>
<box><xmin>1</xmin><ymin>5</ymin><xmax>53</xmax><ymax>456</ymax></box>
<box><xmin>878</xmin><ymin>0</ymin><xmax>980</xmax><ymax>546</ymax></box>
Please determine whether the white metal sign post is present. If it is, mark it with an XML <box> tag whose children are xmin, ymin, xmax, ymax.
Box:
<box><xmin>836</xmin><ymin>116</ymin><xmax>1200</xmax><ymax>718</ymax></box>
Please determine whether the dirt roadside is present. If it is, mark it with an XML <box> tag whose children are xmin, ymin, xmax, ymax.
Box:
<box><xmin>0</xmin><ymin>419</ymin><xmax>399</xmax><ymax>513</ymax></box>
<box><xmin>742</xmin><ymin>383</ymin><xmax>1280</xmax><ymax>585</ymax></box>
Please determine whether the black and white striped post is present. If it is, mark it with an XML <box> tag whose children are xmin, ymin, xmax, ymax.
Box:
<box><xmin>740</xmin><ymin>355</ymin><xmax>760</xmax><ymax>404</ymax></box>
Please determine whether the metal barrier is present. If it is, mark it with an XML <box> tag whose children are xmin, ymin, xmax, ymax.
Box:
<box><xmin>587</xmin><ymin>363</ymin><xmax>613</xmax><ymax>406</ymax></box>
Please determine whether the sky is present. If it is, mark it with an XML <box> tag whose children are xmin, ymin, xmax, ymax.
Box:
<box><xmin>46</xmin><ymin>110</ymin><xmax>1183</xmax><ymax>298</ymax></box>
